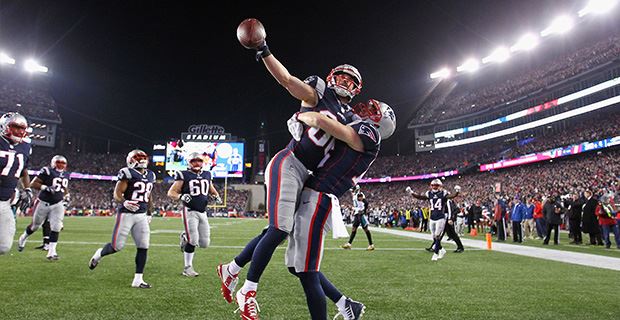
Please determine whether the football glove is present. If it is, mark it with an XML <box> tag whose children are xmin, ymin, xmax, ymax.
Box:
<box><xmin>212</xmin><ymin>194</ymin><xmax>223</xmax><ymax>205</ymax></box>
<box><xmin>179</xmin><ymin>194</ymin><xmax>192</xmax><ymax>204</ymax></box>
<box><xmin>17</xmin><ymin>188</ymin><xmax>33</xmax><ymax>212</ymax></box>
<box><xmin>405</xmin><ymin>186</ymin><xmax>413</xmax><ymax>195</ymax></box>
<box><xmin>287</xmin><ymin>112</ymin><xmax>303</xmax><ymax>141</ymax></box>
<box><xmin>123</xmin><ymin>200</ymin><xmax>140</xmax><ymax>212</ymax></box>
<box><xmin>255</xmin><ymin>41</ymin><xmax>271</xmax><ymax>61</ymax></box>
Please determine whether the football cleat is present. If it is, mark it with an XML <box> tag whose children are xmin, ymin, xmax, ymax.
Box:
<box><xmin>454</xmin><ymin>248</ymin><xmax>464</xmax><ymax>253</ymax></box>
<box><xmin>366</xmin><ymin>244</ymin><xmax>375</xmax><ymax>251</ymax></box>
<box><xmin>183</xmin><ymin>266</ymin><xmax>199</xmax><ymax>277</ymax></box>
<box><xmin>334</xmin><ymin>298</ymin><xmax>366</xmax><ymax>320</ymax></box>
<box><xmin>34</xmin><ymin>244</ymin><xmax>46</xmax><ymax>250</ymax></box>
<box><xmin>431</xmin><ymin>253</ymin><xmax>439</xmax><ymax>261</ymax></box>
<box><xmin>179</xmin><ymin>232</ymin><xmax>187</xmax><ymax>252</ymax></box>
<box><xmin>235</xmin><ymin>290</ymin><xmax>260</xmax><ymax>320</ymax></box>
<box><xmin>131</xmin><ymin>282</ymin><xmax>152</xmax><ymax>289</ymax></box>
<box><xmin>341</xmin><ymin>243</ymin><xmax>352</xmax><ymax>250</ymax></box>
<box><xmin>46</xmin><ymin>255</ymin><xmax>59</xmax><ymax>261</ymax></box>
<box><xmin>217</xmin><ymin>264</ymin><xmax>239</xmax><ymax>303</ymax></box>
<box><xmin>89</xmin><ymin>248</ymin><xmax>102</xmax><ymax>270</ymax></box>
<box><xmin>438</xmin><ymin>248</ymin><xmax>446</xmax><ymax>259</ymax></box>
<box><xmin>17</xmin><ymin>233</ymin><xmax>27</xmax><ymax>252</ymax></box>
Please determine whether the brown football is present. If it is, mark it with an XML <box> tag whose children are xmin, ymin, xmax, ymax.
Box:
<box><xmin>236</xmin><ymin>18</ymin><xmax>266</xmax><ymax>49</ymax></box>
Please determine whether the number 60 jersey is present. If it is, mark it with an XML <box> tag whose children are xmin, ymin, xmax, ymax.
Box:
<box><xmin>174</xmin><ymin>170</ymin><xmax>212</xmax><ymax>212</ymax></box>
<box><xmin>0</xmin><ymin>138</ymin><xmax>31</xmax><ymax>201</ymax></box>
<box><xmin>117</xmin><ymin>167</ymin><xmax>156</xmax><ymax>214</ymax></box>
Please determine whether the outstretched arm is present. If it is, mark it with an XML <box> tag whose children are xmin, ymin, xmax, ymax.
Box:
<box><xmin>297</xmin><ymin>112</ymin><xmax>364</xmax><ymax>152</ymax></box>
<box><xmin>262</xmin><ymin>55</ymin><xmax>318</xmax><ymax>107</ymax></box>
<box><xmin>405</xmin><ymin>187</ymin><xmax>429</xmax><ymax>200</ymax></box>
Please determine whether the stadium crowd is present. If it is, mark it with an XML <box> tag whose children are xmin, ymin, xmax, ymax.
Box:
<box><xmin>0</xmin><ymin>78</ymin><xmax>61</xmax><ymax>122</ymax></box>
<box><xmin>415</xmin><ymin>35</ymin><xmax>620</xmax><ymax>124</ymax></box>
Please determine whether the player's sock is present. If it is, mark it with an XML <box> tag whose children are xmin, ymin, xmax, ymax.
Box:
<box><xmin>184</xmin><ymin>252</ymin><xmax>194</xmax><ymax>268</ymax></box>
<box><xmin>336</xmin><ymin>295</ymin><xmax>348</xmax><ymax>310</ymax></box>
<box><xmin>228</xmin><ymin>259</ymin><xmax>242</xmax><ymax>275</ymax></box>
<box><xmin>240</xmin><ymin>280</ymin><xmax>258</xmax><ymax>294</ymax></box>
<box><xmin>348</xmin><ymin>229</ymin><xmax>357</xmax><ymax>244</ymax></box>
<box><xmin>298</xmin><ymin>272</ymin><xmax>327</xmax><ymax>320</ymax></box>
<box><xmin>318</xmin><ymin>272</ymin><xmax>343</xmax><ymax>303</ymax></box>
<box><xmin>135</xmin><ymin>248</ymin><xmax>148</xmax><ymax>274</ymax></box>
<box><xmin>364</xmin><ymin>229</ymin><xmax>373</xmax><ymax>245</ymax></box>
<box><xmin>100</xmin><ymin>243</ymin><xmax>116</xmax><ymax>257</ymax></box>
<box><xmin>246</xmin><ymin>226</ymin><xmax>287</xmax><ymax>283</ymax></box>
<box><xmin>234</xmin><ymin>227</ymin><xmax>268</xmax><ymax>268</ymax></box>
<box><xmin>47</xmin><ymin>242</ymin><xmax>57</xmax><ymax>256</ymax></box>
<box><xmin>133</xmin><ymin>273</ymin><xmax>144</xmax><ymax>284</ymax></box>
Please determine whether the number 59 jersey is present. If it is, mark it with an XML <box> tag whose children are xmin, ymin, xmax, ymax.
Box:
<box><xmin>117</xmin><ymin>167</ymin><xmax>156</xmax><ymax>214</ymax></box>
<box><xmin>174</xmin><ymin>170</ymin><xmax>212</xmax><ymax>212</ymax></box>
<box><xmin>0</xmin><ymin>138</ymin><xmax>31</xmax><ymax>201</ymax></box>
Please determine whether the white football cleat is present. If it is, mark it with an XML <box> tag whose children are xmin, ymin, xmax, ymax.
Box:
<box><xmin>17</xmin><ymin>233</ymin><xmax>27</xmax><ymax>252</ymax></box>
<box><xmin>89</xmin><ymin>248</ymin><xmax>102</xmax><ymax>270</ymax></box>
<box><xmin>131</xmin><ymin>282</ymin><xmax>152</xmax><ymax>289</ymax></box>
<box><xmin>431</xmin><ymin>253</ymin><xmax>439</xmax><ymax>261</ymax></box>
<box><xmin>438</xmin><ymin>248</ymin><xmax>446</xmax><ymax>259</ymax></box>
<box><xmin>341</xmin><ymin>243</ymin><xmax>352</xmax><ymax>250</ymax></box>
<box><xmin>235</xmin><ymin>289</ymin><xmax>260</xmax><ymax>320</ymax></box>
<box><xmin>334</xmin><ymin>297</ymin><xmax>366</xmax><ymax>320</ymax></box>
<box><xmin>183</xmin><ymin>266</ymin><xmax>199</xmax><ymax>277</ymax></box>
<box><xmin>366</xmin><ymin>244</ymin><xmax>375</xmax><ymax>251</ymax></box>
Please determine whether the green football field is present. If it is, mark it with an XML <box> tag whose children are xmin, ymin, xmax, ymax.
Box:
<box><xmin>1</xmin><ymin>217</ymin><xmax>619</xmax><ymax>320</ymax></box>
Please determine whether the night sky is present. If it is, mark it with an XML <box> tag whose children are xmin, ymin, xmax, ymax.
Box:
<box><xmin>0</xmin><ymin>0</ymin><xmax>613</xmax><ymax>157</ymax></box>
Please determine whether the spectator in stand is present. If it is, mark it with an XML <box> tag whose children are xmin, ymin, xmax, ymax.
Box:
<box><xmin>543</xmin><ymin>195</ymin><xmax>562</xmax><ymax>245</ymax></box>
<box><xmin>596</xmin><ymin>195</ymin><xmax>620</xmax><ymax>249</ymax></box>
<box><xmin>565</xmin><ymin>193</ymin><xmax>584</xmax><ymax>245</ymax></box>
<box><xmin>510</xmin><ymin>195</ymin><xmax>525</xmax><ymax>243</ymax></box>
<box><xmin>582</xmin><ymin>190</ymin><xmax>603</xmax><ymax>246</ymax></box>
<box><xmin>522</xmin><ymin>198</ymin><xmax>535</xmax><ymax>240</ymax></box>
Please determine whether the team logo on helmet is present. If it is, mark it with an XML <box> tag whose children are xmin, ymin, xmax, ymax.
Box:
<box><xmin>127</xmin><ymin>149</ymin><xmax>148</xmax><ymax>169</ymax></box>
<box><xmin>0</xmin><ymin>112</ymin><xmax>28</xmax><ymax>144</ymax></box>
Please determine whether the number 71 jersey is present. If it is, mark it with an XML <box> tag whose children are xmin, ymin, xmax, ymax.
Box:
<box><xmin>0</xmin><ymin>138</ymin><xmax>31</xmax><ymax>201</ymax></box>
<box><xmin>174</xmin><ymin>170</ymin><xmax>212</xmax><ymax>212</ymax></box>
<box><xmin>117</xmin><ymin>167</ymin><xmax>155</xmax><ymax>214</ymax></box>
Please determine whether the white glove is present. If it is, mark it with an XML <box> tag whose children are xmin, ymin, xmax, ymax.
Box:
<box><xmin>123</xmin><ymin>200</ymin><xmax>140</xmax><ymax>212</ymax></box>
<box><xmin>455</xmin><ymin>185</ymin><xmax>462</xmax><ymax>192</ymax></box>
<box><xmin>405</xmin><ymin>186</ymin><xmax>413</xmax><ymax>195</ymax></box>
<box><xmin>211</xmin><ymin>194</ymin><xmax>223</xmax><ymax>204</ymax></box>
<box><xmin>146</xmin><ymin>214</ymin><xmax>153</xmax><ymax>224</ymax></box>
<box><xmin>287</xmin><ymin>112</ymin><xmax>303</xmax><ymax>141</ymax></box>
<box><xmin>180</xmin><ymin>194</ymin><xmax>192</xmax><ymax>204</ymax></box>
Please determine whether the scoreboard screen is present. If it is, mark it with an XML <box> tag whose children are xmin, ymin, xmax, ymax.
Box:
<box><xmin>165</xmin><ymin>140</ymin><xmax>244</xmax><ymax>178</ymax></box>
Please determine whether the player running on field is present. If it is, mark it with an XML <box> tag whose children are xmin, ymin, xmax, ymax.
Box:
<box><xmin>167</xmin><ymin>152</ymin><xmax>221</xmax><ymax>277</ymax></box>
<box><xmin>341</xmin><ymin>185</ymin><xmax>374</xmax><ymax>251</ymax></box>
<box><xmin>17</xmin><ymin>155</ymin><xmax>70</xmax><ymax>260</ymax></box>
<box><xmin>88</xmin><ymin>150</ymin><xmax>155</xmax><ymax>289</ymax></box>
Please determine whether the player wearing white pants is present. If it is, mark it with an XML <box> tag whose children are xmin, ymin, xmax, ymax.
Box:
<box><xmin>168</xmin><ymin>153</ymin><xmax>221</xmax><ymax>277</ymax></box>
<box><xmin>29</xmin><ymin>201</ymin><xmax>64</xmax><ymax>233</ymax></box>
<box><xmin>429</xmin><ymin>218</ymin><xmax>446</xmax><ymax>239</ymax></box>
<box><xmin>0</xmin><ymin>200</ymin><xmax>16</xmax><ymax>255</ymax></box>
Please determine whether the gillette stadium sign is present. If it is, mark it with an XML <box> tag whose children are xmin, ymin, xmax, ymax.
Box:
<box><xmin>182</xmin><ymin>124</ymin><xmax>232</xmax><ymax>141</ymax></box>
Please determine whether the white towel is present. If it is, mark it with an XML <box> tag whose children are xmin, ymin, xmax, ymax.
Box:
<box><xmin>327</xmin><ymin>193</ymin><xmax>349</xmax><ymax>239</ymax></box>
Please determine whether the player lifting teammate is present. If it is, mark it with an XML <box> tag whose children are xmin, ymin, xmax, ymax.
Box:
<box><xmin>167</xmin><ymin>152</ymin><xmax>221</xmax><ymax>277</ymax></box>
<box><xmin>406</xmin><ymin>179</ymin><xmax>461</xmax><ymax>261</ymax></box>
<box><xmin>342</xmin><ymin>185</ymin><xmax>374</xmax><ymax>251</ymax></box>
<box><xmin>285</xmin><ymin>99</ymin><xmax>395</xmax><ymax>319</ymax></box>
<box><xmin>89</xmin><ymin>150</ymin><xmax>155</xmax><ymax>288</ymax></box>
<box><xmin>0</xmin><ymin>112</ymin><xmax>32</xmax><ymax>255</ymax></box>
<box><xmin>218</xmin><ymin>27</ymin><xmax>363</xmax><ymax>319</ymax></box>
<box><xmin>17</xmin><ymin>155</ymin><xmax>70</xmax><ymax>260</ymax></box>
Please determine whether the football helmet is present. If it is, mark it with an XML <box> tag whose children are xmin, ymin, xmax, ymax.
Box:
<box><xmin>186</xmin><ymin>152</ymin><xmax>204</xmax><ymax>171</ymax></box>
<box><xmin>353</xmin><ymin>99</ymin><xmax>396</xmax><ymax>140</ymax></box>
<box><xmin>126</xmin><ymin>149</ymin><xmax>148</xmax><ymax>169</ymax></box>
<box><xmin>326</xmin><ymin>64</ymin><xmax>362</xmax><ymax>101</ymax></box>
<box><xmin>430</xmin><ymin>179</ymin><xmax>443</xmax><ymax>191</ymax></box>
<box><xmin>0</xmin><ymin>112</ymin><xmax>28</xmax><ymax>144</ymax></box>
<box><xmin>50</xmin><ymin>155</ymin><xmax>68</xmax><ymax>172</ymax></box>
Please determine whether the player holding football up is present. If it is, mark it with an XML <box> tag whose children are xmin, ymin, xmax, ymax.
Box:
<box><xmin>89</xmin><ymin>150</ymin><xmax>155</xmax><ymax>289</ymax></box>
<box><xmin>0</xmin><ymin>112</ymin><xmax>32</xmax><ymax>255</ymax></box>
<box><xmin>167</xmin><ymin>152</ymin><xmax>221</xmax><ymax>277</ymax></box>
<box><xmin>218</xmin><ymin>37</ymin><xmax>363</xmax><ymax>319</ymax></box>
<box><xmin>285</xmin><ymin>99</ymin><xmax>395</xmax><ymax>320</ymax></box>
<box><xmin>17</xmin><ymin>155</ymin><xmax>70</xmax><ymax>260</ymax></box>
<box><xmin>405</xmin><ymin>180</ymin><xmax>461</xmax><ymax>261</ymax></box>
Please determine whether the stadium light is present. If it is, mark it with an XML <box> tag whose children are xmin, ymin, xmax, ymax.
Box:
<box><xmin>579</xmin><ymin>0</ymin><xmax>618</xmax><ymax>16</ymax></box>
<box><xmin>429</xmin><ymin>67</ymin><xmax>451</xmax><ymax>79</ymax></box>
<box><xmin>0</xmin><ymin>52</ymin><xmax>15</xmax><ymax>65</ymax></box>
<box><xmin>510</xmin><ymin>33</ymin><xmax>539</xmax><ymax>52</ymax></box>
<box><xmin>456</xmin><ymin>58</ymin><xmax>479</xmax><ymax>73</ymax></box>
<box><xmin>540</xmin><ymin>15</ymin><xmax>574</xmax><ymax>37</ymax></box>
<box><xmin>482</xmin><ymin>47</ymin><xmax>510</xmax><ymax>64</ymax></box>
<box><xmin>24</xmin><ymin>59</ymin><xmax>48</xmax><ymax>73</ymax></box>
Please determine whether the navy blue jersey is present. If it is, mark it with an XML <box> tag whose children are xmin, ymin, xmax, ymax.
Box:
<box><xmin>36</xmin><ymin>167</ymin><xmax>69</xmax><ymax>204</ymax></box>
<box><xmin>174</xmin><ymin>169</ymin><xmax>212</xmax><ymax>212</ymax></box>
<box><xmin>117</xmin><ymin>167</ymin><xmax>156</xmax><ymax>213</ymax></box>
<box><xmin>426</xmin><ymin>190</ymin><xmax>449</xmax><ymax>221</ymax></box>
<box><xmin>285</xmin><ymin>75</ymin><xmax>358</xmax><ymax>172</ymax></box>
<box><xmin>0</xmin><ymin>138</ymin><xmax>31</xmax><ymax>201</ymax></box>
<box><xmin>305</xmin><ymin>121</ymin><xmax>380</xmax><ymax>197</ymax></box>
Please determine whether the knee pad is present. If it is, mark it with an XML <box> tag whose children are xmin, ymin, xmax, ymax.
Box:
<box><xmin>199</xmin><ymin>237</ymin><xmax>210</xmax><ymax>249</ymax></box>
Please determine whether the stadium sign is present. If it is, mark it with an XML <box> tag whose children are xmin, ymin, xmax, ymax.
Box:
<box><xmin>182</xmin><ymin>124</ymin><xmax>232</xmax><ymax>141</ymax></box>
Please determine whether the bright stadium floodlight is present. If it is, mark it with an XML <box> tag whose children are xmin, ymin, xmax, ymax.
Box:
<box><xmin>510</xmin><ymin>33</ymin><xmax>539</xmax><ymax>52</ymax></box>
<box><xmin>540</xmin><ymin>15</ymin><xmax>574</xmax><ymax>37</ymax></box>
<box><xmin>482</xmin><ymin>47</ymin><xmax>510</xmax><ymax>64</ymax></box>
<box><xmin>0</xmin><ymin>52</ymin><xmax>15</xmax><ymax>65</ymax></box>
<box><xmin>456</xmin><ymin>58</ymin><xmax>479</xmax><ymax>73</ymax></box>
<box><xmin>430</xmin><ymin>67</ymin><xmax>451</xmax><ymax>79</ymax></box>
<box><xmin>579</xmin><ymin>0</ymin><xmax>618</xmax><ymax>16</ymax></box>
<box><xmin>24</xmin><ymin>59</ymin><xmax>48</xmax><ymax>73</ymax></box>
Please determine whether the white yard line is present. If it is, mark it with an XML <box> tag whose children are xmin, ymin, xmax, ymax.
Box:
<box><xmin>370</xmin><ymin>227</ymin><xmax>620</xmax><ymax>271</ymax></box>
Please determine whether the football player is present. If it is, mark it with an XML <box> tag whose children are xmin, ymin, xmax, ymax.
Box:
<box><xmin>17</xmin><ymin>155</ymin><xmax>69</xmax><ymax>260</ymax></box>
<box><xmin>167</xmin><ymin>152</ymin><xmax>221</xmax><ymax>277</ymax></box>
<box><xmin>341</xmin><ymin>186</ymin><xmax>374</xmax><ymax>251</ymax></box>
<box><xmin>284</xmin><ymin>99</ymin><xmax>395</xmax><ymax>319</ymax></box>
<box><xmin>0</xmin><ymin>112</ymin><xmax>32</xmax><ymax>255</ymax></box>
<box><xmin>217</xmin><ymin>39</ymin><xmax>363</xmax><ymax>319</ymax></box>
<box><xmin>406</xmin><ymin>180</ymin><xmax>461</xmax><ymax>261</ymax></box>
<box><xmin>88</xmin><ymin>150</ymin><xmax>155</xmax><ymax>288</ymax></box>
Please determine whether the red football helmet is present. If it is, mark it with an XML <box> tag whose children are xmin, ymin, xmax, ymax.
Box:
<box><xmin>0</xmin><ymin>112</ymin><xmax>28</xmax><ymax>144</ymax></box>
<box><xmin>326</xmin><ymin>64</ymin><xmax>362</xmax><ymax>101</ymax></box>
<box><xmin>126</xmin><ymin>149</ymin><xmax>148</xmax><ymax>169</ymax></box>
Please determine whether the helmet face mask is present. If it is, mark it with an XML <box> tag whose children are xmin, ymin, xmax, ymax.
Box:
<box><xmin>187</xmin><ymin>152</ymin><xmax>204</xmax><ymax>172</ymax></box>
<box><xmin>0</xmin><ymin>113</ymin><xmax>28</xmax><ymax>144</ymax></box>
<box><xmin>127</xmin><ymin>150</ymin><xmax>148</xmax><ymax>169</ymax></box>
<box><xmin>430</xmin><ymin>179</ymin><xmax>443</xmax><ymax>191</ymax></box>
<box><xmin>326</xmin><ymin>64</ymin><xmax>362</xmax><ymax>101</ymax></box>
<box><xmin>51</xmin><ymin>155</ymin><xmax>68</xmax><ymax>172</ymax></box>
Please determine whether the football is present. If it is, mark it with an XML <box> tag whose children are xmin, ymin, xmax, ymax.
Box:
<box><xmin>236</xmin><ymin>18</ymin><xmax>266</xmax><ymax>49</ymax></box>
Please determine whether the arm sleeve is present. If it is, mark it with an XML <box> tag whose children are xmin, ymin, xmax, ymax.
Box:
<box><xmin>117</xmin><ymin>168</ymin><xmax>131</xmax><ymax>181</ymax></box>
<box><xmin>352</xmin><ymin>122</ymin><xmax>380</xmax><ymax>154</ymax></box>
<box><xmin>36</xmin><ymin>167</ymin><xmax>50</xmax><ymax>181</ymax></box>
<box><xmin>174</xmin><ymin>170</ymin><xmax>184</xmax><ymax>181</ymax></box>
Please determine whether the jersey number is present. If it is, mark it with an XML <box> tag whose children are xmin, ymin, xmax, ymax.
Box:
<box><xmin>307</xmin><ymin>110</ymin><xmax>338</xmax><ymax>168</ymax></box>
<box><xmin>0</xmin><ymin>151</ymin><xmax>25</xmax><ymax>178</ymax></box>
<box><xmin>430</xmin><ymin>198</ymin><xmax>443</xmax><ymax>211</ymax></box>
<box><xmin>189</xmin><ymin>179</ymin><xmax>209</xmax><ymax>196</ymax></box>
<box><xmin>51</xmin><ymin>178</ymin><xmax>68</xmax><ymax>193</ymax></box>
<box><xmin>131</xmin><ymin>181</ymin><xmax>153</xmax><ymax>202</ymax></box>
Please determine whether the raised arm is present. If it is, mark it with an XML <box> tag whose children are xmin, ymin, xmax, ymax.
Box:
<box><xmin>261</xmin><ymin>55</ymin><xmax>318</xmax><ymax>107</ymax></box>
<box><xmin>405</xmin><ymin>187</ymin><xmax>429</xmax><ymax>200</ymax></box>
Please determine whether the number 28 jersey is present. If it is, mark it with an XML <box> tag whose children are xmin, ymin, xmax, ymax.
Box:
<box><xmin>0</xmin><ymin>138</ymin><xmax>31</xmax><ymax>201</ymax></box>
<box><xmin>174</xmin><ymin>169</ymin><xmax>212</xmax><ymax>212</ymax></box>
<box><xmin>117</xmin><ymin>167</ymin><xmax>155</xmax><ymax>214</ymax></box>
